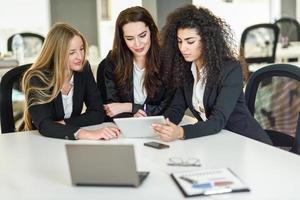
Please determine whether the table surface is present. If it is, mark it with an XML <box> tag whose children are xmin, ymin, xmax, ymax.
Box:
<box><xmin>1</xmin><ymin>124</ymin><xmax>300</xmax><ymax>200</ymax></box>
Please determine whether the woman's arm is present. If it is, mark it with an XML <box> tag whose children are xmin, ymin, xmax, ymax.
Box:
<box><xmin>97</xmin><ymin>56</ymin><xmax>134</xmax><ymax>117</ymax></box>
<box><xmin>30</xmin><ymin>102</ymin><xmax>119</xmax><ymax>140</ymax></box>
<box><xmin>153</xmin><ymin>63</ymin><xmax>244</xmax><ymax>141</ymax></box>
<box><xmin>182</xmin><ymin>64</ymin><xmax>243</xmax><ymax>139</ymax></box>
<box><xmin>29</xmin><ymin>103</ymin><xmax>79</xmax><ymax>140</ymax></box>
<box><xmin>163</xmin><ymin>87</ymin><xmax>188</xmax><ymax>124</ymax></box>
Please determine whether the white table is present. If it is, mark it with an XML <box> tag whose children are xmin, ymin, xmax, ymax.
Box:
<box><xmin>1</xmin><ymin>126</ymin><xmax>300</xmax><ymax>200</ymax></box>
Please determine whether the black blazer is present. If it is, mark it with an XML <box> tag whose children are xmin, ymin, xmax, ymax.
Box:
<box><xmin>164</xmin><ymin>60</ymin><xmax>272</xmax><ymax>145</ymax></box>
<box><xmin>97</xmin><ymin>52</ymin><xmax>175</xmax><ymax>118</ymax></box>
<box><xmin>29</xmin><ymin>63</ymin><xmax>105</xmax><ymax>140</ymax></box>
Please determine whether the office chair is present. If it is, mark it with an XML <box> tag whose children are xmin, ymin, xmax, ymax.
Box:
<box><xmin>291</xmin><ymin>113</ymin><xmax>300</xmax><ymax>155</ymax></box>
<box><xmin>7</xmin><ymin>32</ymin><xmax>44</xmax><ymax>58</ymax></box>
<box><xmin>275</xmin><ymin>17</ymin><xmax>300</xmax><ymax>42</ymax></box>
<box><xmin>245</xmin><ymin>63</ymin><xmax>300</xmax><ymax>151</ymax></box>
<box><xmin>240</xmin><ymin>23</ymin><xmax>280</xmax><ymax>64</ymax></box>
<box><xmin>0</xmin><ymin>63</ymin><xmax>31</xmax><ymax>133</ymax></box>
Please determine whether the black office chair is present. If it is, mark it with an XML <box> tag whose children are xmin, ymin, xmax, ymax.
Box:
<box><xmin>245</xmin><ymin>63</ymin><xmax>300</xmax><ymax>152</ymax></box>
<box><xmin>7</xmin><ymin>32</ymin><xmax>44</xmax><ymax>58</ymax></box>
<box><xmin>0</xmin><ymin>64</ymin><xmax>31</xmax><ymax>133</ymax></box>
<box><xmin>291</xmin><ymin>113</ymin><xmax>300</xmax><ymax>155</ymax></box>
<box><xmin>240</xmin><ymin>23</ymin><xmax>280</xmax><ymax>64</ymax></box>
<box><xmin>275</xmin><ymin>17</ymin><xmax>300</xmax><ymax>42</ymax></box>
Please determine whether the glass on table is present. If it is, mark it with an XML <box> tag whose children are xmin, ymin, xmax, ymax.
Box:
<box><xmin>167</xmin><ymin>157</ymin><xmax>201</xmax><ymax>167</ymax></box>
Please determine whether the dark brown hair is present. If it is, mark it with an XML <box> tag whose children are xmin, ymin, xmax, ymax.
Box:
<box><xmin>161</xmin><ymin>4</ymin><xmax>247</xmax><ymax>88</ymax></box>
<box><xmin>111</xmin><ymin>6</ymin><xmax>161</xmax><ymax>98</ymax></box>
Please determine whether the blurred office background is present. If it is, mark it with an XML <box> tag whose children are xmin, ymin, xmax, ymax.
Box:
<box><xmin>1</xmin><ymin>0</ymin><xmax>300</xmax><ymax>149</ymax></box>
<box><xmin>0</xmin><ymin>0</ymin><xmax>298</xmax><ymax>60</ymax></box>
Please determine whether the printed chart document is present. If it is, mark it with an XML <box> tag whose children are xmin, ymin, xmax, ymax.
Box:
<box><xmin>171</xmin><ymin>168</ymin><xmax>250</xmax><ymax>197</ymax></box>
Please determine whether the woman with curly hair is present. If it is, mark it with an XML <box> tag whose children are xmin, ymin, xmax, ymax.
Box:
<box><xmin>152</xmin><ymin>5</ymin><xmax>272</xmax><ymax>144</ymax></box>
<box><xmin>97</xmin><ymin>6</ymin><xmax>174</xmax><ymax>119</ymax></box>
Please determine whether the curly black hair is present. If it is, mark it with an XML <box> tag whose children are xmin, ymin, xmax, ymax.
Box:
<box><xmin>160</xmin><ymin>4</ymin><xmax>246</xmax><ymax>88</ymax></box>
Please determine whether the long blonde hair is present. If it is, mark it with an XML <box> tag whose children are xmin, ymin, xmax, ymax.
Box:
<box><xmin>21</xmin><ymin>22</ymin><xmax>88</xmax><ymax>131</ymax></box>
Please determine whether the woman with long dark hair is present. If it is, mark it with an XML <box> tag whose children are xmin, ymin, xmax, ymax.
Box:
<box><xmin>97</xmin><ymin>6</ymin><xmax>174</xmax><ymax>119</ymax></box>
<box><xmin>152</xmin><ymin>5</ymin><xmax>272</xmax><ymax>144</ymax></box>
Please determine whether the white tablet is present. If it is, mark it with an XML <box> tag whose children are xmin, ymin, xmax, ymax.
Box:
<box><xmin>113</xmin><ymin>116</ymin><xmax>165</xmax><ymax>138</ymax></box>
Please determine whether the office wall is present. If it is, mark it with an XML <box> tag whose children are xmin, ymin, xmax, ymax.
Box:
<box><xmin>0</xmin><ymin>0</ymin><xmax>49</xmax><ymax>52</ymax></box>
<box><xmin>297</xmin><ymin>0</ymin><xmax>300</xmax><ymax>22</ymax></box>
<box><xmin>281</xmin><ymin>0</ymin><xmax>296</xmax><ymax>18</ymax></box>
<box><xmin>98</xmin><ymin>0</ymin><xmax>141</xmax><ymax>58</ymax></box>
<box><xmin>156</xmin><ymin>0</ymin><xmax>192</xmax><ymax>30</ymax></box>
<box><xmin>142</xmin><ymin>0</ymin><xmax>158</xmax><ymax>23</ymax></box>
<box><xmin>50</xmin><ymin>0</ymin><xmax>99</xmax><ymax>46</ymax></box>
<box><xmin>193</xmin><ymin>0</ymin><xmax>279</xmax><ymax>45</ymax></box>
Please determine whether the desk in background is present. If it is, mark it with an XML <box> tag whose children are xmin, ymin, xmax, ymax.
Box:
<box><xmin>248</xmin><ymin>62</ymin><xmax>300</xmax><ymax>72</ymax></box>
<box><xmin>276</xmin><ymin>41</ymin><xmax>300</xmax><ymax>63</ymax></box>
<box><xmin>248</xmin><ymin>41</ymin><xmax>300</xmax><ymax>72</ymax></box>
<box><xmin>1</xmin><ymin>125</ymin><xmax>300</xmax><ymax>200</ymax></box>
<box><xmin>0</xmin><ymin>59</ymin><xmax>18</xmax><ymax>79</ymax></box>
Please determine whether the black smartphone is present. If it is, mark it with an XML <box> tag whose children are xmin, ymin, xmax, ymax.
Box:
<box><xmin>144</xmin><ymin>141</ymin><xmax>169</xmax><ymax>149</ymax></box>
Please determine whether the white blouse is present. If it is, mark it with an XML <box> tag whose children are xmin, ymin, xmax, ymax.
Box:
<box><xmin>191</xmin><ymin>62</ymin><xmax>207</xmax><ymax>121</ymax></box>
<box><xmin>61</xmin><ymin>75</ymin><xmax>74</xmax><ymax>119</ymax></box>
<box><xmin>133</xmin><ymin>62</ymin><xmax>147</xmax><ymax>104</ymax></box>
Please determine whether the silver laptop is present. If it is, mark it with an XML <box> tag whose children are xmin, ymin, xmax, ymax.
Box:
<box><xmin>65</xmin><ymin>144</ymin><xmax>149</xmax><ymax>187</ymax></box>
<box><xmin>113</xmin><ymin>116</ymin><xmax>165</xmax><ymax>138</ymax></box>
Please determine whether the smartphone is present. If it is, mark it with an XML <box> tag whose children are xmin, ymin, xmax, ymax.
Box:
<box><xmin>144</xmin><ymin>141</ymin><xmax>169</xmax><ymax>149</ymax></box>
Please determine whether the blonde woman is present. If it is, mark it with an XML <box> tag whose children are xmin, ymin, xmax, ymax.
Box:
<box><xmin>22</xmin><ymin>23</ymin><xmax>120</xmax><ymax>140</ymax></box>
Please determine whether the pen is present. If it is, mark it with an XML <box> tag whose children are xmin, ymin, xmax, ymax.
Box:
<box><xmin>192</xmin><ymin>182</ymin><xmax>212</xmax><ymax>189</ymax></box>
<box><xmin>179</xmin><ymin>176</ymin><xmax>198</xmax><ymax>184</ymax></box>
<box><xmin>213</xmin><ymin>180</ymin><xmax>233</xmax><ymax>187</ymax></box>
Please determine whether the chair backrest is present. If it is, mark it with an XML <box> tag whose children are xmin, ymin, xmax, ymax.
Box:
<box><xmin>240</xmin><ymin>23</ymin><xmax>279</xmax><ymax>64</ymax></box>
<box><xmin>0</xmin><ymin>64</ymin><xmax>31</xmax><ymax>133</ymax></box>
<box><xmin>275</xmin><ymin>17</ymin><xmax>300</xmax><ymax>42</ymax></box>
<box><xmin>245</xmin><ymin>64</ymin><xmax>300</xmax><ymax>148</ymax></box>
<box><xmin>291</xmin><ymin>113</ymin><xmax>300</xmax><ymax>154</ymax></box>
<box><xmin>7</xmin><ymin>32</ymin><xmax>45</xmax><ymax>58</ymax></box>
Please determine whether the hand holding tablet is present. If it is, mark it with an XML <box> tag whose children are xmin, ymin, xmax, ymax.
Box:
<box><xmin>113</xmin><ymin>116</ymin><xmax>165</xmax><ymax>138</ymax></box>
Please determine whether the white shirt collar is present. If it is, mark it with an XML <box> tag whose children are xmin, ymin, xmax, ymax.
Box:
<box><xmin>190</xmin><ymin>62</ymin><xmax>205</xmax><ymax>81</ymax></box>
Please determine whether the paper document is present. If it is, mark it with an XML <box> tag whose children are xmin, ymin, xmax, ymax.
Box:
<box><xmin>171</xmin><ymin>168</ymin><xmax>250</xmax><ymax>197</ymax></box>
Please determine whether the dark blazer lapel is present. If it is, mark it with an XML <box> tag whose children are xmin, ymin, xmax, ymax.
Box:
<box><xmin>203</xmin><ymin>84</ymin><xmax>209</xmax><ymax>110</ymax></box>
<box><xmin>185</xmin><ymin>79</ymin><xmax>193</xmax><ymax>110</ymax></box>
<box><xmin>128</xmin><ymin>68</ymin><xmax>134</xmax><ymax>102</ymax></box>
<box><xmin>54</xmin><ymin>93</ymin><xmax>64</xmax><ymax>119</ymax></box>
<box><xmin>72</xmin><ymin>73</ymin><xmax>81</xmax><ymax>115</ymax></box>
<box><xmin>184</xmin><ymin>72</ymin><xmax>202</xmax><ymax>120</ymax></box>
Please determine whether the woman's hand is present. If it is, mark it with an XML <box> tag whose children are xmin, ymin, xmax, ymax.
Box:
<box><xmin>103</xmin><ymin>103</ymin><xmax>132</xmax><ymax>117</ymax></box>
<box><xmin>133</xmin><ymin>109</ymin><xmax>147</xmax><ymax>117</ymax></box>
<box><xmin>76</xmin><ymin>127</ymin><xmax>120</xmax><ymax>140</ymax></box>
<box><xmin>152</xmin><ymin>118</ymin><xmax>184</xmax><ymax>142</ymax></box>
